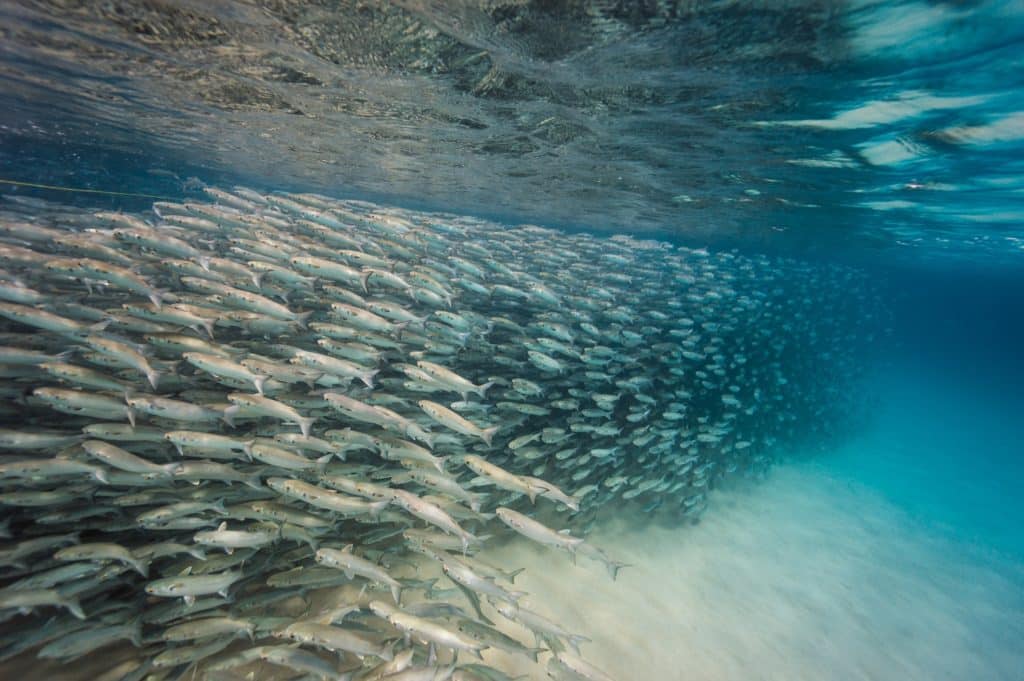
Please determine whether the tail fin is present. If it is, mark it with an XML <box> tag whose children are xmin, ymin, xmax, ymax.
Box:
<box><xmin>294</xmin><ymin>311</ymin><xmax>313</xmax><ymax>328</ymax></box>
<box><xmin>359</xmin><ymin>370</ymin><xmax>378</xmax><ymax>389</ymax></box>
<box><xmin>64</xmin><ymin>598</ymin><xmax>86</xmax><ymax>620</ymax></box>
<box><xmin>298</xmin><ymin>416</ymin><xmax>315</xmax><ymax>438</ymax></box>
<box><xmin>128</xmin><ymin>618</ymin><xmax>143</xmax><ymax>647</ymax></box>
<box><xmin>480</xmin><ymin>426</ymin><xmax>499</xmax><ymax>447</ymax></box>
<box><xmin>368</xmin><ymin>500</ymin><xmax>389</xmax><ymax>518</ymax></box>
<box><xmin>567</xmin><ymin>633</ymin><xmax>591</xmax><ymax>655</ymax></box>
<box><xmin>252</xmin><ymin>374</ymin><xmax>267</xmax><ymax>396</ymax></box>
<box><xmin>222</xmin><ymin>404</ymin><xmax>238</xmax><ymax>428</ymax></box>
<box><xmin>145</xmin><ymin>367</ymin><xmax>160</xmax><ymax>391</ymax></box>
<box><xmin>131</xmin><ymin>558</ymin><xmax>150</xmax><ymax>578</ymax></box>
<box><xmin>605</xmin><ymin>559</ymin><xmax>630</xmax><ymax>581</ymax></box>
<box><xmin>475</xmin><ymin>381</ymin><xmax>496</xmax><ymax>399</ymax></box>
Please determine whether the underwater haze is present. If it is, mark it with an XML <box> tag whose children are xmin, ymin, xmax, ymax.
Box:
<box><xmin>1</xmin><ymin>1</ymin><xmax>1023</xmax><ymax>680</ymax></box>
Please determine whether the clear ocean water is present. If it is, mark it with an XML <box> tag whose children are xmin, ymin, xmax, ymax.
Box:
<box><xmin>1</xmin><ymin>1</ymin><xmax>1023</xmax><ymax>679</ymax></box>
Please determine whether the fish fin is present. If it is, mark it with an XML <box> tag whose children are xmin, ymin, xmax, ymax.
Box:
<box><xmin>475</xmin><ymin>381</ymin><xmax>496</xmax><ymax>398</ymax></box>
<box><xmin>367</xmin><ymin>500</ymin><xmax>388</xmax><ymax>518</ymax></box>
<box><xmin>360</xmin><ymin>370</ymin><xmax>378</xmax><ymax>389</ymax></box>
<box><xmin>607</xmin><ymin>560</ymin><xmax>630</xmax><ymax>581</ymax></box>
<box><xmin>298</xmin><ymin>416</ymin><xmax>315</xmax><ymax>438</ymax></box>
<box><xmin>126</xmin><ymin>407</ymin><xmax>136</xmax><ymax>428</ymax></box>
<box><xmin>217</xmin><ymin>521</ymin><xmax>227</xmax><ymax>531</ymax></box>
<box><xmin>252</xmin><ymin>374</ymin><xmax>267</xmax><ymax>396</ymax></box>
<box><xmin>480</xmin><ymin>426</ymin><xmax>500</xmax><ymax>447</ymax></box>
<box><xmin>145</xmin><ymin>367</ymin><xmax>160</xmax><ymax>391</ymax></box>
<box><xmin>183</xmin><ymin>595</ymin><xmax>195</xmax><ymax>607</ymax></box>
<box><xmin>129</xmin><ymin>618</ymin><xmax>142</xmax><ymax>647</ymax></box>
<box><xmin>64</xmin><ymin>598</ymin><xmax>86</xmax><ymax>620</ymax></box>
<box><xmin>294</xmin><ymin>310</ymin><xmax>313</xmax><ymax>328</ymax></box>
<box><xmin>507</xmin><ymin>567</ymin><xmax>526</xmax><ymax>583</ymax></box>
<box><xmin>222</xmin><ymin>404</ymin><xmax>238</xmax><ymax>428</ymax></box>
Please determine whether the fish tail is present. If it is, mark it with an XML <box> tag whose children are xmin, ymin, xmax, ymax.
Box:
<box><xmin>360</xmin><ymin>369</ymin><xmax>378</xmax><ymax>389</ymax></box>
<box><xmin>132</xmin><ymin>558</ymin><xmax>150</xmax><ymax>578</ymax></box>
<box><xmin>63</xmin><ymin>597</ymin><xmax>86</xmax><ymax>620</ymax></box>
<box><xmin>475</xmin><ymin>380</ymin><xmax>496</xmax><ymax>398</ymax></box>
<box><xmin>480</xmin><ymin>425</ymin><xmax>499</xmax><ymax>446</ymax></box>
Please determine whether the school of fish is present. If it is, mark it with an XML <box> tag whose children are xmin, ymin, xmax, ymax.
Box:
<box><xmin>0</xmin><ymin>186</ymin><xmax>879</xmax><ymax>680</ymax></box>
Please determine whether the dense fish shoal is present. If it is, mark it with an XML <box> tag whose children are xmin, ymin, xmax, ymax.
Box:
<box><xmin>0</xmin><ymin>187</ymin><xmax>880</xmax><ymax>679</ymax></box>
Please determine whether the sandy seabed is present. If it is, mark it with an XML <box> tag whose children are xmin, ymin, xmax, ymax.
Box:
<box><xmin>489</xmin><ymin>462</ymin><xmax>1024</xmax><ymax>681</ymax></box>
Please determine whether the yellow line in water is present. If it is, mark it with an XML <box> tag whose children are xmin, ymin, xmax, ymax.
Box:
<box><xmin>0</xmin><ymin>178</ymin><xmax>180</xmax><ymax>201</ymax></box>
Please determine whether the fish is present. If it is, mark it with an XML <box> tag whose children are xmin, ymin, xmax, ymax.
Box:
<box><xmin>0</xmin><ymin>185</ymin><xmax>878</xmax><ymax>679</ymax></box>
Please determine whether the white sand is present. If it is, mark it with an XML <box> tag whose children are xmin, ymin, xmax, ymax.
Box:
<box><xmin>487</xmin><ymin>462</ymin><xmax>1024</xmax><ymax>680</ymax></box>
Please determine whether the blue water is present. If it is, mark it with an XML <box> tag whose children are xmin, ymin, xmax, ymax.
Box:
<box><xmin>1</xmin><ymin>1</ymin><xmax>1023</xmax><ymax>678</ymax></box>
<box><xmin>825</xmin><ymin>265</ymin><xmax>1024</xmax><ymax>560</ymax></box>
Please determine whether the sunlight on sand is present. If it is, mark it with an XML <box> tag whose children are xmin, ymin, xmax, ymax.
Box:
<box><xmin>486</xmin><ymin>463</ymin><xmax>1024</xmax><ymax>680</ymax></box>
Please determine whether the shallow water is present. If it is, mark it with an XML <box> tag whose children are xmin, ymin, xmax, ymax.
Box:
<box><xmin>494</xmin><ymin>462</ymin><xmax>1024</xmax><ymax>680</ymax></box>
<box><xmin>1</xmin><ymin>2</ymin><xmax>1024</xmax><ymax>679</ymax></box>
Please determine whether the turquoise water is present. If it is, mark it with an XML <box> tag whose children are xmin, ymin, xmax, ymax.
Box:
<box><xmin>1</xmin><ymin>1</ymin><xmax>1023</xmax><ymax>679</ymax></box>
